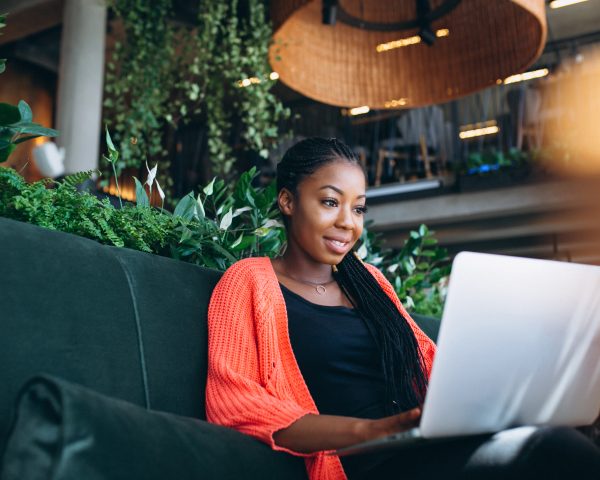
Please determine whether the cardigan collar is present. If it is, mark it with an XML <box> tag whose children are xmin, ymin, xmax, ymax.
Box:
<box><xmin>261</xmin><ymin>257</ymin><xmax>320</xmax><ymax>414</ymax></box>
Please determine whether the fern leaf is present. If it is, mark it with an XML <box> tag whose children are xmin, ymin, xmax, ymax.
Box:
<box><xmin>81</xmin><ymin>217</ymin><xmax>103</xmax><ymax>240</ymax></box>
<box><xmin>60</xmin><ymin>169</ymin><xmax>100</xmax><ymax>188</ymax></box>
<box><xmin>97</xmin><ymin>217</ymin><xmax>124</xmax><ymax>247</ymax></box>
<box><xmin>0</xmin><ymin>166</ymin><xmax>25</xmax><ymax>190</ymax></box>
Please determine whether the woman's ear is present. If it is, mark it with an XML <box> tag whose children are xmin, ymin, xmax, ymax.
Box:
<box><xmin>277</xmin><ymin>188</ymin><xmax>294</xmax><ymax>217</ymax></box>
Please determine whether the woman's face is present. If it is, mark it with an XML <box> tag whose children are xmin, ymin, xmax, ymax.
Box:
<box><xmin>279</xmin><ymin>160</ymin><xmax>367</xmax><ymax>265</ymax></box>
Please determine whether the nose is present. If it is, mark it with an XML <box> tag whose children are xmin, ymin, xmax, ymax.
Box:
<box><xmin>335</xmin><ymin>204</ymin><xmax>355</xmax><ymax>230</ymax></box>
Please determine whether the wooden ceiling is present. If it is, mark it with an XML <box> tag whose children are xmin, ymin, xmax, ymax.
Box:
<box><xmin>0</xmin><ymin>0</ymin><xmax>64</xmax><ymax>46</ymax></box>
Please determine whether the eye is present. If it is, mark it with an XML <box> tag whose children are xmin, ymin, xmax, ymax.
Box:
<box><xmin>322</xmin><ymin>198</ymin><xmax>338</xmax><ymax>207</ymax></box>
<box><xmin>354</xmin><ymin>205</ymin><xmax>368</xmax><ymax>215</ymax></box>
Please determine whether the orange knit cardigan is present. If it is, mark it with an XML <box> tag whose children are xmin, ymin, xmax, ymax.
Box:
<box><xmin>206</xmin><ymin>257</ymin><xmax>436</xmax><ymax>480</ymax></box>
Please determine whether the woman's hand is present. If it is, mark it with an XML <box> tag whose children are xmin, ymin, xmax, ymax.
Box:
<box><xmin>356</xmin><ymin>407</ymin><xmax>421</xmax><ymax>443</ymax></box>
<box><xmin>273</xmin><ymin>408</ymin><xmax>421</xmax><ymax>454</ymax></box>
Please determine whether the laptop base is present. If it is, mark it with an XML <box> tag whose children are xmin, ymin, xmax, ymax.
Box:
<box><xmin>334</xmin><ymin>428</ymin><xmax>491</xmax><ymax>457</ymax></box>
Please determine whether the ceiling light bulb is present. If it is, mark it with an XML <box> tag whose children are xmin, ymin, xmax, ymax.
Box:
<box><xmin>349</xmin><ymin>106</ymin><xmax>370</xmax><ymax>116</ymax></box>
<box><xmin>459</xmin><ymin>121</ymin><xmax>499</xmax><ymax>139</ymax></box>
<box><xmin>384</xmin><ymin>98</ymin><xmax>408</xmax><ymax>108</ymax></box>
<box><xmin>549</xmin><ymin>0</ymin><xmax>588</xmax><ymax>9</ymax></box>
<box><xmin>376</xmin><ymin>29</ymin><xmax>449</xmax><ymax>53</ymax></box>
<box><xmin>503</xmin><ymin>68</ymin><xmax>549</xmax><ymax>84</ymax></box>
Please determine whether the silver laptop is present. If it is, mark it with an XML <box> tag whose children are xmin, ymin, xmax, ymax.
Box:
<box><xmin>336</xmin><ymin>252</ymin><xmax>600</xmax><ymax>456</ymax></box>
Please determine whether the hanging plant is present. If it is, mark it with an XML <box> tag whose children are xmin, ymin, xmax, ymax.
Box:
<box><xmin>103</xmin><ymin>0</ymin><xmax>181</xmax><ymax>196</ymax></box>
<box><xmin>193</xmin><ymin>0</ymin><xmax>290</xmax><ymax>173</ymax></box>
<box><xmin>103</xmin><ymin>0</ymin><xmax>290</xmax><ymax>197</ymax></box>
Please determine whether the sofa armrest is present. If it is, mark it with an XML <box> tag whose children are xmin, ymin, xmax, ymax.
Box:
<box><xmin>1</xmin><ymin>375</ymin><xmax>307</xmax><ymax>480</ymax></box>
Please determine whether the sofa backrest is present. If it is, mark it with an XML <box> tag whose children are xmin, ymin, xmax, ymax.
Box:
<box><xmin>0</xmin><ymin>217</ymin><xmax>222</xmax><ymax>445</ymax></box>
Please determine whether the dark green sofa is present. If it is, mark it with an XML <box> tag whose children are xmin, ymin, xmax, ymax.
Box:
<box><xmin>0</xmin><ymin>216</ymin><xmax>439</xmax><ymax>479</ymax></box>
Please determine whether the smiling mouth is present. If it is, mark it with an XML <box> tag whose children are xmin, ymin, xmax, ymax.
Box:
<box><xmin>324</xmin><ymin>237</ymin><xmax>351</xmax><ymax>254</ymax></box>
<box><xmin>331</xmin><ymin>240</ymin><xmax>347</xmax><ymax>247</ymax></box>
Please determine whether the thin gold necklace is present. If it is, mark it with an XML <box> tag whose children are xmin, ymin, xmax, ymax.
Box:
<box><xmin>291</xmin><ymin>277</ymin><xmax>336</xmax><ymax>295</ymax></box>
<box><xmin>282</xmin><ymin>266</ymin><xmax>337</xmax><ymax>296</ymax></box>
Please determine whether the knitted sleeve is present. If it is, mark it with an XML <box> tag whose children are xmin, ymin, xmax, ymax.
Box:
<box><xmin>205</xmin><ymin>260</ymin><xmax>315</xmax><ymax>457</ymax></box>
<box><xmin>364</xmin><ymin>263</ymin><xmax>437</xmax><ymax>378</ymax></box>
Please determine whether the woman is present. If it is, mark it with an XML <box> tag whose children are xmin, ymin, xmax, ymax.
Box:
<box><xmin>205</xmin><ymin>138</ymin><xmax>600</xmax><ymax>480</ymax></box>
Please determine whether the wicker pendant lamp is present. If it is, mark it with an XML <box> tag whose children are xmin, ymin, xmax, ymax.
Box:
<box><xmin>269</xmin><ymin>0</ymin><xmax>546</xmax><ymax>109</ymax></box>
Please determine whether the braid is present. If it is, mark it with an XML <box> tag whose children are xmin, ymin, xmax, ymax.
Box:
<box><xmin>277</xmin><ymin>137</ymin><xmax>428</xmax><ymax>414</ymax></box>
<box><xmin>334</xmin><ymin>252</ymin><xmax>429</xmax><ymax>414</ymax></box>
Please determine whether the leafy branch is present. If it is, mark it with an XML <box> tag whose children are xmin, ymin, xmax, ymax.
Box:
<box><xmin>0</xmin><ymin>101</ymin><xmax>59</xmax><ymax>163</ymax></box>
<box><xmin>358</xmin><ymin>223</ymin><xmax>450</xmax><ymax>317</ymax></box>
<box><xmin>0</xmin><ymin>16</ymin><xmax>59</xmax><ymax>163</ymax></box>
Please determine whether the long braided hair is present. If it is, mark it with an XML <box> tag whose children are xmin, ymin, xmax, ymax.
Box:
<box><xmin>277</xmin><ymin>137</ymin><xmax>428</xmax><ymax>414</ymax></box>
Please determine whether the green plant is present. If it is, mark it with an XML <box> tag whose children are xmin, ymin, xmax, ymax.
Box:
<box><xmin>102</xmin><ymin>0</ymin><xmax>176</xmax><ymax>193</ymax></box>
<box><xmin>464</xmin><ymin>147</ymin><xmax>530</xmax><ymax>175</ymax></box>
<box><xmin>0</xmin><ymin>15</ymin><xmax>59</xmax><ymax>163</ymax></box>
<box><xmin>102</xmin><ymin>126</ymin><xmax>123</xmax><ymax>207</ymax></box>
<box><xmin>168</xmin><ymin>166</ymin><xmax>285</xmax><ymax>270</ymax></box>
<box><xmin>358</xmin><ymin>223</ymin><xmax>450</xmax><ymax>317</ymax></box>
<box><xmin>0</xmin><ymin>147</ymin><xmax>285</xmax><ymax>263</ymax></box>
<box><xmin>103</xmin><ymin>0</ymin><xmax>289</xmax><ymax>194</ymax></box>
<box><xmin>0</xmin><ymin>166</ymin><xmax>178</xmax><ymax>254</ymax></box>
<box><xmin>0</xmin><ymin>101</ymin><xmax>59</xmax><ymax>163</ymax></box>
<box><xmin>193</xmin><ymin>0</ymin><xmax>290</xmax><ymax>172</ymax></box>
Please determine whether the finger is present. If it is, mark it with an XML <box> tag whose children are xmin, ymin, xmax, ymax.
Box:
<box><xmin>397</xmin><ymin>408</ymin><xmax>421</xmax><ymax>426</ymax></box>
<box><xmin>401</xmin><ymin>408</ymin><xmax>421</xmax><ymax>420</ymax></box>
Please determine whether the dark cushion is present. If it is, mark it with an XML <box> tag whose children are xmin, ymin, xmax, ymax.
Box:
<box><xmin>0</xmin><ymin>217</ymin><xmax>222</xmax><ymax>448</ymax></box>
<box><xmin>0</xmin><ymin>218</ymin><xmax>146</xmax><ymax>445</ymax></box>
<box><xmin>109</xmin><ymin>246</ymin><xmax>222</xmax><ymax>419</ymax></box>
<box><xmin>0</xmin><ymin>375</ymin><xmax>307</xmax><ymax>480</ymax></box>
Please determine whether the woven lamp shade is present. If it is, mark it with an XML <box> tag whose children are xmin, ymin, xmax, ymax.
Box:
<box><xmin>269</xmin><ymin>0</ymin><xmax>547</xmax><ymax>109</ymax></box>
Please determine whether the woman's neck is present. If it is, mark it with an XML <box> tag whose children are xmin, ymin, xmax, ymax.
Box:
<box><xmin>276</xmin><ymin>246</ymin><xmax>334</xmax><ymax>284</ymax></box>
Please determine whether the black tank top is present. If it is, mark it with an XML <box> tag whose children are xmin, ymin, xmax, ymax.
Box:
<box><xmin>281</xmin><ymin>283</ymin><xmax>402</xmax><ymax>478</ymax></box>
<box><xmin>281</xmin><ymin>283</ymin><xmax>388</xmax><ymax>419</ymax></box>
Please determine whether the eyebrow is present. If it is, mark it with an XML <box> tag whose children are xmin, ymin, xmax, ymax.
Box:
<box><xmin>319</xmin><ymin>185</ymin><xmax>366</xmax><ymax>199</ymax></box>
